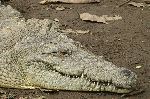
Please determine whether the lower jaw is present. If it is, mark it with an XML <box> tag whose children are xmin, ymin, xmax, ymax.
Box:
<box><xmin>84</xmin><ymin>84</ymin><xmax>132</xmax><ymax>93</ymax></box>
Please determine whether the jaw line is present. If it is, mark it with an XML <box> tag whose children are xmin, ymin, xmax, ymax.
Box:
<box><xmin>28</xmin><ymin>59</ymin><xmax>134</xmax><ymax>93</ymax></box>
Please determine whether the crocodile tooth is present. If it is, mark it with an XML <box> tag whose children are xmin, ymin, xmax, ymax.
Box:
<box><xmin>100</xmin><ymin>85</ymin><xmax>104</xmax><ymax>91</ymax></box>
<box><xmin>94</xmin><ymin>82</ymin><xmax>100</xmax><ymax>90</ymax></box>
<box><xmin>112</xmin><ymin>85</ymin><xmax>116</xmax><ymax>92</ymax></box>
<box><xmin>81</xmin><ymin>74</ymin><xmax>84</xmax><ymax>78</ymax></box>
<box><xmin>93</xmin><ymin>82</ymin><xmax>96</xmax><ymax>85</ymax></box>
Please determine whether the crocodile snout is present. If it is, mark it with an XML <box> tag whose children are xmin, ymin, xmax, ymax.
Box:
<box><xmin>112</xmin><ymin>68</ymin><xmax>137</xmax><ymax>89</ymax></box>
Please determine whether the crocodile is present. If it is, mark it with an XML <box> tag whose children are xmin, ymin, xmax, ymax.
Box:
<box><xmin>0</xmin><ymin>4</ymin><xmax>138</xmax><ymax>94</ymax></box>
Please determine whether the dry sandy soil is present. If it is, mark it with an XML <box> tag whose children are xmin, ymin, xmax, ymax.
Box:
<box><xmin>1</xmin><ymin>0</ymin><xmax>150</xmax><ymax>99</ymax></box>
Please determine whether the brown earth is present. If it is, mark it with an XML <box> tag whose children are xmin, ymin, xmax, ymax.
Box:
<box><xmin>1</xmin><ymin>0</ymin><xmax>150</xmax><ymax>99</ymax></box>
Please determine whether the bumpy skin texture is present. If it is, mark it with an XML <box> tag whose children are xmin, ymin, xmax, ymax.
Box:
<box><xmin>0</xmin><ymin>4</ymin><xmax>137</xmax><ymax>93</ymax></box>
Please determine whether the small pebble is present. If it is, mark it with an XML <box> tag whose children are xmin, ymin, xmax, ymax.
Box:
<box><xmin>136</xmin><ymin>65</ymin><xmax>142</xmax><ymax>69</ymax></box>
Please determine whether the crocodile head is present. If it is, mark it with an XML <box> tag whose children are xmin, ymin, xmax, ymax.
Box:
<box><xmin>24</xmin><ymin>45</ymin><xmax>137</xmax><ymax>93</ymax></box>
<box><xmin>20</xmin><ymin>19</ymin><xmax>138</xmax><ymax>93</ymax></box>
<box><xmin>32</xmin><ymin>48</ymin><xmax>137</xmax><ymax>93</ymax></box>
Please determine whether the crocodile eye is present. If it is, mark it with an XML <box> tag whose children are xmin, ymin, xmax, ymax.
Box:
<box><xmin>121</xmin><ymin>69</ymin><xmax>131</xmax><ymax>77</ymax></box>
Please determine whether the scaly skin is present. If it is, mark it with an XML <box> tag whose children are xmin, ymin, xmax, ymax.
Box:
<box><xmin>0</xmin><ymin>4</ymin><xmax>137</xmax><ymax>93</ymax></box>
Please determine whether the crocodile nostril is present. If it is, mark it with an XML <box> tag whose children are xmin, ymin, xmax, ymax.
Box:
<box><xmin>121</xmin><ymin>69</ymin><xmax>131</xmax><ymax>77</ymax></box>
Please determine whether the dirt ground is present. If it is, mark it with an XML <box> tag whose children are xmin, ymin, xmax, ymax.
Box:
<box><xmin>1</xmin><ymin>0</ymin><xmax>150</xmax><ymax>98</ymax></box>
